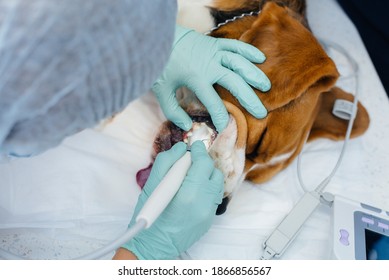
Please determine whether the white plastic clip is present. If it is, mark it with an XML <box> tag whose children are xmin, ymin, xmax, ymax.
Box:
<box><xmin>332</xmin><ymin>99</ymin><xmax>355</xmax><ymax>120</ymax></box>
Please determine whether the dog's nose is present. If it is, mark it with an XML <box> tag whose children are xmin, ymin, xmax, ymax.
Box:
<box><xmin>216</xmin><ymin>196</ymin><xmax>230</xmax><ymax>215</ymax></box>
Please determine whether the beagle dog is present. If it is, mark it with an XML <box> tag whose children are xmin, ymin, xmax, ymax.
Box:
<box><xmin>137</xmin><ymin>0</ymin><xmax>370</xmax><ymax>214</ymax></box>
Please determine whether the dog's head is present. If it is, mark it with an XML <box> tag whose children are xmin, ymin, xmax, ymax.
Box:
<box><xmin>210</xmin><ymin>2</ymin><xmax>370</xmax><ymax>183</ymax></box>
<box><xmin>137</xmin><ymin>2</ymin><xmax>369</xmax><ymax>214</ymax></box>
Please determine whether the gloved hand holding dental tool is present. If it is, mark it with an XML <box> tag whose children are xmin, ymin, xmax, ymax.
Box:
<box><xmin>113</xmin><ymin>141</ymin><xmax>224</xmax><ymax>260</ymax></box>
<box><xmin>0</xmin><ymin>0</ymin><xmax>270</xmax><ymax>260</ymax></box>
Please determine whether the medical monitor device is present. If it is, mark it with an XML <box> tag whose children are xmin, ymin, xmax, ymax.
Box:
<box><xmin>332</xmin><ymin>195</ymin><xmax>389</xmax><ymax>260</ymax></box>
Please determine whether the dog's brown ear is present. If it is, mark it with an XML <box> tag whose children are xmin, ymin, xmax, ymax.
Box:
<box><xmin>239</xmin><ymin>2</ymin><xmax>339</xmax><ymax>111</ymax></box>
<box><xmin>308</xmin><ymin>87</ymin><xmax>370</xmax><ymax>141</ymax></box>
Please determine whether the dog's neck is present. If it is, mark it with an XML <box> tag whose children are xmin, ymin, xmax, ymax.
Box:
<box><xmin>205</xmin><ymin>10</ymin><xmax>261</xmax><ymax>35</ymax></box>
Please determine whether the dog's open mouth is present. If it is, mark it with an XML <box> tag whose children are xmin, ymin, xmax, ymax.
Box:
<box><xmin>136</xmin><ymin>112</ymin><xmax>218</xmax><ymax>189</ymax></box>
<box><xmin>156</xmin><ymin>113</ymin><xmax>217</xmax><ymax>155</ymax></box>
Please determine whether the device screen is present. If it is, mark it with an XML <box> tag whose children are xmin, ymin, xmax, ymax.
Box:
<box><xmin>365</xmin><ymin>229</ymin><xmax>389</xmax><ymax>260</ymax></box>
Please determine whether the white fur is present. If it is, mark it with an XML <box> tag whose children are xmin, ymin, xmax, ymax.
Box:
<box><xmin>247</xmin><ymin>149</ymin><xmax>297</xmax><ymax>173</ymax></box>
<box><xmin>267</xmin><ymin>150</ymin><xmax>296</xmax><ymax>166</ymax></box>
<box><xmin>176</xmin><ymin>0</ymin><xmax>215</xmax><ymax>33</ymax></box>
<box><xmin>209</xmin><ymin>117</ymin><xmax>246</xmax><ymax>196</ymax></box>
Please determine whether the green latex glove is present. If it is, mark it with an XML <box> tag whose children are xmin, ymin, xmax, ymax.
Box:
<box><xmin>122</xmin><ymin>141</ymin><xmax>224</xmax><ymax>260</ymax></box>
<box><xmin>152</xmin><ymin>25</ymin><xmax>271</xmax><ymax>133</ymax></box>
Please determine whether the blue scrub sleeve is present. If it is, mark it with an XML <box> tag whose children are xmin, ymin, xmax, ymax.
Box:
<box><xmin>0</xmin><ymin>0</ymin><xmax>177</xmax><ymax>156</ymax></box>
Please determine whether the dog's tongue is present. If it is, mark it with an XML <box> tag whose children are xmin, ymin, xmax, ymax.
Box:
<box><xmin>136</xmin><ymin>163</ymin><xmax>153</xmax><ymax>189</ymax></box>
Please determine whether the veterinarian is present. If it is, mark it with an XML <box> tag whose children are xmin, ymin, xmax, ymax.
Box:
<box><xmin>0</xmin><ymin>0</ymin><xmax>270</xmax><ymax>260</ymax></box>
